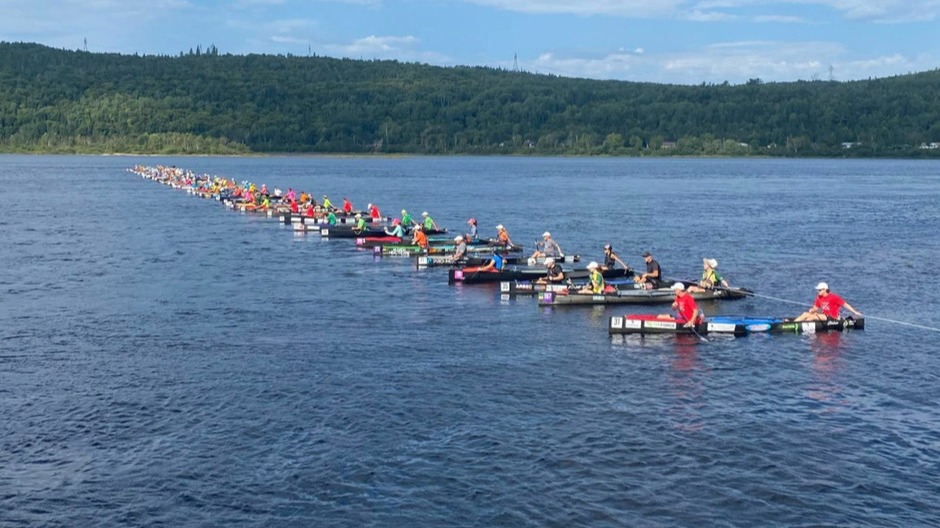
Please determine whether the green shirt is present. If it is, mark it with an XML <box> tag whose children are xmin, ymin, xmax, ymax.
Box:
<box><xmin>423</xmin><ymin>216</ymin><xmax>435</xmax><ymax>230</ymax></box>
<box><xmin>401</xmin><ymin>212</ymin><xmax>413</xmax><ymax>226</ymax></box>
<box><xmin>326</xmin><ymin>212</ymin><xmax>336</xmax><ymax>225</ymax></box>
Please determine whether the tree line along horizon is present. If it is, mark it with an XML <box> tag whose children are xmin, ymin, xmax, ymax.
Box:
<box><xmin>0</xmin><ymin>41</ymin><xmax>938</xmax><ymax>157</ymax></box>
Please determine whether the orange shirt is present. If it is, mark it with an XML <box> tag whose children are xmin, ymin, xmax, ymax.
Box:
<box><xmin>413</xmin><ymin>231</ymin><xmax>428</xmax><ymax>248</ymax></box>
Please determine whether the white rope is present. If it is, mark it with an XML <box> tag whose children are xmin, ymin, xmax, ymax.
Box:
<box><xmin>861</xmin><ymin>316</ymin><xmax>940</xmax><ymax>333</ymax></box>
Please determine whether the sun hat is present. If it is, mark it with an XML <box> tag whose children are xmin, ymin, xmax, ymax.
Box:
<box><xmin>496</xmin><ymin>224</ymin><xmax>504</xmax><ymax>230</ymax></box>
<box><xmin>587</xmin><ymin>261</ymin><xmax>598</xmax><ymax>269</ymax></box>
<box><xmin>454</xmin><ymin>236</ymin><xmax>464</xmax><ymax>242</ymax></box>
<box><xmin>816</xmin><ymin>282</ymin><xmax>829</xmax><ymax>291</ymax></box>
<box><xmin>468</xmin><ymin>218</ymin><xmax>476</xmax><ymax>223</ymax></box>
<box><xmin>707</xmin><ymin>258</ymin><xmax>718</xmax><ymax>268</ymax></box>
<box><xmin>422</xmin><ymin>211</ymin><xmax>429</xmax><ymax>216</ymax></box>
<box><xmin>671</xmin><ymin>282</ymin><xmax>685</xmax><ymax>291</ymax></box>
<box><xmin>542</xmin><ymin>231</ymin><xmax>551</xmax><ymax>237</ymax></box>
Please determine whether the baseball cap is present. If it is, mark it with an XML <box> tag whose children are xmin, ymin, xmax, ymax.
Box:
<box><xmin>670</xmin><ymin>282</ymin><xmax>685</xmax><ymax>291</ymax></box>
<box><xmin>816</xmin><ymin>282</ymin><xmax>829</xmax><ymax>291</ymax></box>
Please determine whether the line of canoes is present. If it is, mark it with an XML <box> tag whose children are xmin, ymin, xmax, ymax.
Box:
<box><xmin>130</xmin><ymin>165</ymin><xmax>865</xmax><ymax>338</ymax></box>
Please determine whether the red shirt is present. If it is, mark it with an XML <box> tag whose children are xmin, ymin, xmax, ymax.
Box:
<box><xmin>674</xmin><ymin>293</ymin><xmax>701</xmax><ymax>323</ymax></box>
<box><xmin>813</xmin><ymin>292</ymin><xmax>845</xmax><ymax>319</ymax></box>
<box><xmin>369</xmin><ymin>205</ymin><xmax>381</xmax><ymax>219</ymax></box>
<box><xmin>290</xmin><ymin>201</ymin><xmax>299</xmax><ymax>213</ymax></box>
<box><xmin>305</xmin><ymin>204</ymin><xmax>315</xmax><ymax>217</ymax></box>
<box><xmin>343</xmin><ymin>200</ymin><xmax>353</xmax><ymax>213</ymax></box>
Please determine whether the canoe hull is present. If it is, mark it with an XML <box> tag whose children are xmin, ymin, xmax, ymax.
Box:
<box><xmin>540</xmin><ymin>287</ymin><xmax>750</xmax><ymax>306</ymax></box>
<box><xmin>608</xmin><ymin>315</ymin><xmax>865</xmax><ymax>335</ymax></box>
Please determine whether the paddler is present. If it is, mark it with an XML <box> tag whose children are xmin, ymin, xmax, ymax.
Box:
<box><xmin>635</xmin><ymin>251</ymin><xmax>662</xmax><ymax>289</ymax></box>
<box><xmin>289</xmin><ymin>199</ymin><xmax>299</xmax><ymax>214</ymax></box>
<box><xmin>322</xmin><ymin>195</ymin><xmax>334</xmax><ymax>211</ymax></box>
<box><xmin>535</xmin><ymin>257</ymin><xmax>565</xmax><ymax>284</ymax></box>
<box><xmin>466</xmin><ymin>218</ymin><xmax>478</xmax><ymax>239</ymax></box>
<box><xmin>579</xmin><ymin>262</ymin><xmax>605</xmax><ymax>294</ymax></box>
<box><xmin>352</xmin><ymin>213</ymin><xmax>368</xmax><ymax>234</ymax></box>
<box><xmin>793</xmin><ymin>282</ymin><xmax>863</xmax><ymax>322</ymax></box>
<box><xmin>660</xmin><ymin>283</ymin><xmax>703</xmax><ymax>328</ymax></box>
<box><xmin>411</xmin><ymin>225</ymin><xmax>429</xmax><ymax>250</ymax></box>
<box><xmin>326</xmin><ymin>210</ymin><xmax>337</xmax><ymax>225</ymax></box>
<box><xmin>452</xmin><ymin>235</ymin><xmax>468</xmax><ymax>261</ymax></box>
<box><xmin>305</xmin><ymin>202</ymin><xmax>316</xmax><ymax>217</ymax></box>
<box><xmin>421</xmin><ymin>211</ymin><xmax>439</xmax><ymax>231</ymax></box>
<box><xmin>384</xmin><ymin>219</ymin><xmax>405</xmax><ymax>238</ymax></box>
<box><xmin>479</xmin><ymin>251</ymin><xmax>505</xmax><ymax>272</ymax></box>
<box><xmin>368</xmin><ymin>202</ymin><xmax>381</xmax><ymax>220</ymax></box>
<box><xmin>532</xmin><ymin>231</ymin><xmax>563</xmax><ymax>259</ymax></box>
<box><xmin>601</xmin><ymin>244</ymin><xmax>629</xmax><ymax>271</ymax></box>
<box><xmin>401</xmin><ymin>209</ymin><xmax>414</xmax><ymax>229</ymax></box>
<box><xmin>343</xmin><ymin>197</ymin><xmax>353</xmax><ymax>214</ymax></box>
<box><xmin>495</xmin><ymin>224</ymin><xmax>513</xmax><ymax>248</ymax></box>
<box><xmin>688</xmin><ymin>258</ymin><xmax>730</xmax><ymax>293</ymax></box>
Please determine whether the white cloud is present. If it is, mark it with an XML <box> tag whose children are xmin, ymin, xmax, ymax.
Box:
<box><xmin>753</xmin><ymin>14</ymin><xmax>813</xmax><ymax>23</ymax></box>
<box><xmin>461</xmin><ymin>0</ymin><xmax>685</xmax><ymax>17</ymax></box>
<box><xmin>522</xmin><ymin>39</ymin><xmax>936</xmax><ymax>84</ymax></box>
<box><xmin>319</xmin><ymin>35</ymin><xmax>451</xmax><ymax>63</ymax></box>
<box><xmin>460</xmin><ymin>0</ymin><xmax>940</xmax><ymax>22</ymax></box>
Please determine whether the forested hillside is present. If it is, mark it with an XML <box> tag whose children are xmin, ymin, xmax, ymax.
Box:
<box><xmin>1</xmin><ymin>42</ymin><xmax>938</xmax><ymax>156</ymax></box>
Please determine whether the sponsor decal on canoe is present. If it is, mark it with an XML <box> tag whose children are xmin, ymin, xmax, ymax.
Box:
<box><xmin>453</xmin><ymin>270</ymin><xmax>464</xmax><ymax>281</ymax></box>
<box><xmin>644</xmin><ymin>321</ymin><xmax>677</xmax><ymax>330</ymax></box>
<box><xmin>500</xmin><ymin>282</ymin><xmax>511</xmax><ymax>292</ymax></box>
<box><xmin>610</xmin><ymin>317</ymin><xmax>624</xmax><ymax>329</ymax></box>
<box><xmin>707</xmin><ymin>322</ymin><xmax>737</xmax><ymax>333</ymax></box>
<box><xmin>745</xmin><ymin>323</ymin><xmax>772</xmax><ymax>332</ymax></box>
<box><xmin>802</xmin><ymin>322</ymin><xmax>816</xmax><ymax>334</ymax></box>
<box><xmin>592</xmin><ymin>295</ymin><xmax>604</xmax><ymax>302</ymax></box>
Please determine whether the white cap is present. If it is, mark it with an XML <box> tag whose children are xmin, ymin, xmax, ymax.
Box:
<box><xmin>544</xmin><ymin>257</ymin><xmax>555</xmax><ymax>265</ymax></box>
<box><xmin>422</xmin><ymin>211</ymin><xmax>429</xmax><ymax>216</ymax></box>
<box><xmin>707</xmin><ymin>258</ymin><xmax>718</xmax><ymax>268</ymax></box>
<box><xmin>355</xmin><ymin>213</ymin><xmax>362</xmax><ymax>218</ymax></box>
<box><xmin>454</xmin><ymin>236</ymin><xmax>464</xmax><ymax>242</ymax></box>
<box><xmin>368</xmin><ymin>203</ymin><xmax>373</xmax><ymax>208</ymax></box>
<box><xmin>496</xmin><ymin>224</ymin><xmax>504</xmax><ymax>230</ymax></box>
<box><xmin>542</xmin><ymin>231</ymin><xmax>551</xmax><ymax>238</ymax></box>
<box><xmin>670</xmin><ymin>282</ymin><xmax>685</xmax><ymax>291</ymax></box>
<box><xmin>401</xmin><ymin>209</ymin><xmax>407</xmax><ymax>214</ymax></box>
<box><xmin>587</xmin><ymin>261</ymin><xmax>598</xmax><ymax>269</ymax></box>
<box><xmin>816</xmin><ymin>282</ymin><xmax>829</xmax><ymax>291</ymax></box>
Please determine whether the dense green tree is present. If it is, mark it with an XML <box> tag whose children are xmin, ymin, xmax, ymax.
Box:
<box><xmin>0</xmin><ymin>42</ymin><xmax>939</xmax><ymax>157</ymax></box>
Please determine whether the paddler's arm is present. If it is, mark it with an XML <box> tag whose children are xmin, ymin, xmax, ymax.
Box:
<box><xmin>843</xmin><ymin>302</ymin><xmax>862</xmax><ymax>316</ymax></box>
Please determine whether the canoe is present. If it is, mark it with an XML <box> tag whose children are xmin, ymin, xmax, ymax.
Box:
<box><xmin>539</xmin><ymin>286</ymin><xmax>751</xmax><ymax>306</ymax></box>
<box><xmin>319</xmin><ymin>225</ymin><xmax>448</xmax><ymax>238</ymax></box>
<box><xmin>500</xmin><ymin>277</ymin><xmax>636</xmax><ymax>296</ymax></box>
<box><xmin>608</xmin><ymin>314</ymin><xmax>865</xmax><ymax>335</ymax></box>
<box><xmin>279</xmin><ymin>213</ymin><xmax>391</xmax><ymax>225</ymax></box>
<box><xmin>356</xmin><ymin>235</ymin><xmax>473</xmax><ymax>248</ymax></box>
<box><xmin>449</xmin><ymin>266</ymin><xmax>631</xmax><ymax>285</ymax></box>
<box><xmin>375</xmin><ymin>243</ymin><xmax>524</xmax><ymax>257</ymax></box>
<box><xmin>419</xmin><ymin>254</ymin><xmax>580</xmax><ymax>269</ymax></box>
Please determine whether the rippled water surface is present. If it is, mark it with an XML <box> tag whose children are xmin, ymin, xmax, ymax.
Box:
<box><xmin>2</xmin><ymin>155</ymin><xmax>939</xmax><ymax>527</ymax></box>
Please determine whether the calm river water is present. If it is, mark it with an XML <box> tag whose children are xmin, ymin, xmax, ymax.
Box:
<box><xmin>1</xmin><ymin>155</ymin><xmax>939</xmax><ymax>527</ymax></box>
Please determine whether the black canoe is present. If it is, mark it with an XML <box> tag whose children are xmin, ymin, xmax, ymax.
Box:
<box><xmin>538</xmin><ymin>286</ymin><xmax>751</xmax><ymax>306</ymax></box>
<box><xmin>449</xmin><ymin>266</ymin><xmax>631</xmax><ymax>285</ymax></box>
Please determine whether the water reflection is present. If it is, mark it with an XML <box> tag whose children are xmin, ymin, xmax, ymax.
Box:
<box><xmin>805</xmin><ymin>332</ymin><xmax>847</xmax><ymax>412</ymax></box>
<box><xmin>669</xmin><ymin>335</ymin><xmax>706</xmax><ymax>432</ymax></box>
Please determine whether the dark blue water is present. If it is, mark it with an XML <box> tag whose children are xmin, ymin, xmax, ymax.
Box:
<box><xmin>2</xmin><ymin>155</ymin><xmax>939</xmax><ymax>527</ymax></box>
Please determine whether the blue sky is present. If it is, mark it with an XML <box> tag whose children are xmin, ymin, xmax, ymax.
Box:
<box><xmin>1</xmin><ymin>0</ymin><xmax>938</xmax><ymax>84</ymax></box>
